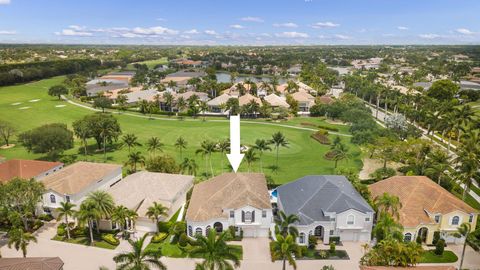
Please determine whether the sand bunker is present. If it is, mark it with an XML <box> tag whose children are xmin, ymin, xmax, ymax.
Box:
<box><xmin>19</xmin><ymin>107</ymin><xmax>31</xmax><ymax>110</ymax></box>
<box><xmin>55</xmin><ymin>105</ymin><xmax>66</xmax><ymax>108</ymax></box>
<box><xmin>11</xmin><ymin>102</ymin><xmax>22</xmax><ymax>105</ymax></box>
<box><xmin>29</xmin><ymin>99</ymin><xmax>41</xmax><ymax>102</ymax></box>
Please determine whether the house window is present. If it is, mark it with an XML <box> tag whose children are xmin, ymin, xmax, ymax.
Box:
<box><xmin>245</xmin><ymin>211</ymin><xmax>252</xmax><ymax>223</ymax></box>
<box><xmin>365</xmin><ymin>217</ymin><xmax>370</xmax><ymax>222</ymax></box>
<box><xmin>299</xmin><ymin>233</ymin><xmax>305</xmax><ymax>244</ymax></box>
<box><xmin>262</xmin><ymin>210</ymin><xmax>267</xmax><ymax>218</ymax></box>
<box><xmin>404</xmin><ymin>233</ymin><xmax>412</xmax><ymax>242</ymax></box>
<box><xmin>469</xmin><ymin>214</ymin><xmax>474</xmax><ymax>223</ymax></box>
<box><xmin>188</xmin><ymin>226</ymin><xmax>193</xmax><ymax>236</ymax></box>
<box><xmin>230</xmin><ymin>210</ymin><xmax>235</xmax><ymax>218</ymax></box>
<box><xmin>452</xmin><ymin>216</ymin><xmax>460</xmax><ymax>225</ymax></box>
<box><xmin>347</xmin><ymin>215</ymin><xmax>355</xmax><ymax>225</ymax></box>
<box><xmin>65</xmin><ymin>195</ymin><xmax>70</xmax><ymax>203</ymax></box>
<box><xmin>434</xmin><ymin>215</ymin><xmax>441</xmax><ymax>223</ymax></box>
<box><xmin>206</xmin><ymin>226</ymin><xmax>211</xmax><ymax>234</ymax></box>
<box><xmin>330</xmin><ymin>230</ymin><xmax>334</xmax><ymax>236</ymax></box>
<box><xmin>50</xmin><ymin>194</ymin><xmax>56</xmax><ymax>203</ymax></box>
<box><xmin>195</xmin><ymin>228</ymin><xmax>203</xmax><ymax>236</ymax></box>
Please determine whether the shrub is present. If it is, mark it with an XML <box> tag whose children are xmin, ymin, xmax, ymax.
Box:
<box><xmin>416</xmin><ymin>235</ymin><xmax>422</xmax><ymax>244</ymax></box>
<box><xmin>151</xmin><ymin>232</ymin><xmax>168</xmax><ymax>243</ymax></box>
<box><xmin>432</xmin><ymin>231</ymin><xmax>441</xmax><ymax>245</ymax></box>
<box><xmin>71</xmin><ymin>226</ymin><xmax>87</xmax><ymax>237</ymax></box>
<box><xmin>57</xmin><ymin>225</ymin><xmax>66</xmax><ymax>236</ymax></box>
<box><xmin>158</xmin><ymin>221</ymin><xmax>171</xmax><ymax>233</ymax></box>
<box><xmin>329</xmin><ymin>242</ymin><xmax>336</xmax><ymax>254</ymax></box>
<box><xmin>178</xmin><ymin>232</ymin><xmax>188</xmax><ymax>247</ymax></box>
<box><xmin>32</xmin><ymin>220</ymin><xmax>44</xmax><ymax>231</ymax></box>
<box><xmin>298</xmin><ymin>246</ymin><xmax>307</xmax><ymax>257</ymax></box>
<box><xmin>318</xmin><ymin>250</ymin><xmax>328</xmax><ymax>259</ymax></box>
<box><xmin>38</xmin><ymin>214</ymin><xmax>54</xmax><ymax>221</ymax></box>
<box><xmin>329</xmin><ymin>236</ymin><xmax>340</xmax><ymax>244</ymax></box>
<box><xmin>101</xmin><ymin>233</ymin><xmax>120</xmax><ymax>246</ymax></box>
<box><xmin>434</xmin><ymin>239</ymin><xmax>445</xmax><ymax>255</ymax></box>
<box><xmin>308</xmin><ymin>235</ymin><xmax>317</xmax><ymax>250</ymax></box>
<box><xmin>370</xmin><ymin>167</ymin><xmax>396</xmax><ymax>181</ymax></box>
<box><xmin>311</xmin><ymin>131</ymin><xmax>330</xmax><ymax>145</ymax></box>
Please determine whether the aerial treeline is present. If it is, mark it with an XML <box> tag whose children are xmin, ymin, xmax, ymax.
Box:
<box><xmin>0</xmin><ymin>59</ymin><xmax>102</xmax><ymax>86</ymax></box>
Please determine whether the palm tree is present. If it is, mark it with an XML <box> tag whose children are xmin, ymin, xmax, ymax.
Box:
<box><xmin>177</xmin><ymin>96</ymin><xmax>187</xmax><ymax>113</ymax></box>
<box><xmin>75</xmin><ymin>200</ymin><xmax>101</xmax><ymax>245</ymax></box>
<box><xmin>331</xmin><ymin>143</ymin><xmax>350</xmax><ymax>169</ymax></box>
<box><xmin>174</xmin><ymin>136</ymin><xmax>188</xmax><ymax>160</ymax></box>
<box><xmin>424</xmin><ymin>150</ymin><xmax>451</xmax><ymax>185</ymax></box>
<box><xmin>455</xmin><ymin>147</ymin><xmax>479</xmax><ymax>201</ymax></box>
<box><xmin>147</xmin><ymin>137</ymin><xmax>164</xmax><ymax>157</ymax></box>
<box><xmin>253</xmin><ymin>139</ymin><xmax>272</xmax><ymax>173</ymax></box>
<box><xmin>196</xmin><ymin>140</ymin><xmax>217</xmax><ymax>176</ymax></box>
<box><xmin>373</xmin><ymin>213</ymin><xmax>404</xmax><ymax>242</ymax></box>
<box><xmin>275</xmin><ymin>211</ymin><xmax>299</xmax><ymax>238</ymax></box>
<box><xmin>216</xmin><ymin>139</ymin><xmax>230</xmax><ymax>173</ymax></box>
<box><xmin>111</xmin><ymin>205</ymin><xmax>130</xmax><ymax>238</ymax></box>
<box><xmin>56</xmin><ymin>201</ymin><xmax>76</xmax><ymax>240</ymax></box>
<box><xmin>244</xmin><ymin>148</ymin><xmax>258</xmax><ymax>172</ymax></box>
<box><xmin>270</xmin><ymin>132</ymin><xmax>289</xmax><ymax>167</ymax></box>
<box><xmin>163</xmin><ymin>92</ymin><xmax>174</xmax><ymax>114</ymax></box>
<box><xmin>121</xmin><ymin>133</ymin><xmax>142</xmax><ymax>153</ymax></box>
<box><xmin>86</xmin><ymin>190</ymin><xmax>115</xmax><ymax>233</ymax></box>
<box><xmin>454</xmin><ymin>105</ymin><xmax>475</xmax><ymax>143</ymax></box>
<box><xmin>190</xmin><ymin>230</ymin><xmax>241</xmax><ymax>270</ymax></box>
<box><xmin>146</xmin><ymin>202</ymin><xmax>168</xmax><ymax>233</ymax></box>
<box><xmin>454</xmin><ymin>222</ymin><xmax>472</xmax><ymax>270</ymax></box>
<box><xmin>373</xmin><ymin>193</ymin><xmax>402</xmax><ymax>220</ymax></box>
<box><xmin>7</xmin><ymin>228</ymin><xmax>37</xmax><ymax>258</ymax></box>
<box><xmin>271</xmin><ymin>234</ymin><xmax>298</xmax><ymax>270</ymax></box>
<box><xmin>180</xmin><ymin>158</ymin><xmax>198</xmax><ymax>176</ymax></box>
<box><xmin>113</xmin><ymin>234</ymin><xmax>166</xmax><ymax>270</ymax></box>
<box><xmin>199</xmin><ymin>101</ymin><xmax>209</xmax><ymax>121</ymax></box>
<box><xmin>126</xmin><ymin>151</ymin><xmax>145</xmax><ymax>172</ymax></box>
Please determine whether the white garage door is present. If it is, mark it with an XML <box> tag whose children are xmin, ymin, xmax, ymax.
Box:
<box><xmin>242</xmin><ymin>228</ymin><xmax>269</xmax><ymax>238</ymax></box>
<box><xmin>136</xmin><ymin>220</ymin><xmax>157</xmax><ymax>233</ymax></box>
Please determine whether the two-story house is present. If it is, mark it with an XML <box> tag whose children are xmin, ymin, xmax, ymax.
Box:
<box><xmin>276</xmin><ymin>175</ymin><xmax>374</xmax><ymax>245</ymax></box>
<box><xmin>369</xmin><ymin>176</ymin><xmax>478</xmax><ymax>244</ymax></box>
<box><xmin>39</xmin><ymin>162</ymin><xmax>122</xmax><ymax>217</ymax></box>
<box><xmin>185</xmin><ymin>173</ymin><xmax>273</xmax><ymax>238</ymax></box>
<box><xmin>0</xmin><ymin>159</ymin><xmax>63</xmax><ymax>183</ymax></box>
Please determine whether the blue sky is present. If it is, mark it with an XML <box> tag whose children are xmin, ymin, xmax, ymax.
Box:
<box><xmin>0</xmin><ymin>0</ymin><xmax>479</xmax><ymax>45</ymax></box>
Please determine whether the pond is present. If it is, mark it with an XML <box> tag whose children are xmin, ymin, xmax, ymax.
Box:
<box><xmin>216</xmin><ymin>72</ymin><xmax>287</xmax><ymax>84</ymax></box>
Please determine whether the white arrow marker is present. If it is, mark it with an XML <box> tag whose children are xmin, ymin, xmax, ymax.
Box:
<box><xmin>226</xmin><ymin>115</ymin><xmax>244</xmax><ymax>173</ymax></box>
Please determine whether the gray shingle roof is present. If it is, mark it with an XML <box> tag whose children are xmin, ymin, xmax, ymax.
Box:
<box><xmin>276</xmin><ymin>175</ymin><xmax>373</xmax><ymax>225</ymax></box>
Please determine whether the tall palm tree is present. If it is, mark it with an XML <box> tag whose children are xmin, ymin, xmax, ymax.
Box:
<box><xmin>424</xmin><ymin>150</ymin><xmax>451</xmax><ymax>185</ymax></box>
<box><xmin>147</xmin><ymin>137</ymin><xmax>164</xmax><ymax>157</ymax></box>
<box><xmin>454</xmin><ymin>105</ymin><xmax>475</xmax><ymax>143</ymax></box>
<box><xmin>163</xmin><ymin>92</ymin><xmax>174</xmax><ymax>113</ymax></box>
<box><xmin>373</xmin><ymin>193</ymin><xmax>403</xmax><ymax>220</ymax></box>
<box><xmin>216</xmin><ymin>139</ymin><xmax>230</xmax><ymax>173</ymax></box>
<box><xmin>7</xmin><ymin>228</ymin><xmax>37</xmax><ymax>258</ymax></box>
<box><xmin>190</xmin><ymin>230</ymin><xmax>241</xmax><ymax>270</ymax></box>
<box><xmin>75</xmin><ymin>200</ymin><xmax>101</xmax><ymax>245</ymax></box>
<box><xmin>174</xmin><ymin>136</ymin><xmax>188</xmax><ymax>160</ymax></box>
<box><xmin>111</xmin><ymin>205</ymin><xmax>130</xmax><ymax>238</ymax></box>
<box><xmin>146</xmin><ymin>202</ymin><xmax>168</xmax><ymax>233</ymax></box>
<box><xmin>121</xmin><ymin>133</ymin><xmax>142</xmax><ymax>153</ymax></box>
<box><xmin>180</xmin><ymin>158</ymin><xmax>198</xmax><ymax>176</ymax></box>
<box><xmin>126</xmin><ymin>151</ymin><xmax>146</xmax><ymax>172</ymax></box>
<box><xmin>275</xmin><ymin>211</ymin><xmax>299</xmax><ymax>238</ymax></box>
<box><xmin>113</xmin><ymin>234</ymin><xmax>166</xmax><ymax>270</ymax></box>
<box><xmin>196</xmin><ymin>140</ymin><xmax>217</xmax><ymax>176</ymax></box>
<box><xmin>454</xmin><ymin>222</ymin><xmax>472</xmax><ymax>270</ymax></box>
<box><xmin>56</xmin><ymin>201</ymin><xmax>76</xmax><ymax>240</ymax></box>
<box><xmin>177</xmin><ymin>96</ymin><xmax>187</xmax><ymax>113</ymax></box>
<box><xmin>253</xmin><ymin>139</ymin><xmax>272</xmax><ymax>173</ymax></box>
<box><xmin>373</xmin><ymin>213</ymin><xmax>404</xmax><ymax>242</ymax></box>
<box><xmin>86</xmin><ymin>190</ymin><xmax>115</xmax><ymax>233</ymax></box>
<box><xmin>244</xmin><ymin>148</ymin><xmax>258</xmax><ymax>172</ymax></box>
<box><xmin>271</xmin><ymin>234</ymin><xmax>298</xmax><ymax>270</ymax></box>
<box><xmin>199</xmin><ymin>101</ymin><xmax>209</xmax><ymax>121</ymax></box>
<box><xmin>270</xmin><ymin>132</ymin><xmax>289</xmax><ymax>167</ymax></box>
<box><xmin>331</xmin><ymin>143</ymin><xmax>350</xmax><ymax>169</ymax></box>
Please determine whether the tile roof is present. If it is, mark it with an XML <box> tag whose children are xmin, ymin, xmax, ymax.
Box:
<box><xmin>124</xmin><ymin>89</ymin><xmax>159</xmax><ymax>103</ymax></box>
<box><xmin>263</xmin><ymin>93</ymin><xmax>290</xmax><ymax>108</ymax></box>
<box><xmin>238</xmin><ymin>93</ymin><xmax>262</xmax><ymax>106</ymax></box>
<box><xmin>0</xmin><ymin>257</ymin><xmax>64</xmax><ymax>270</ymax></box>
<box><xmin>207</xmin><ymin>93</ymin><xmax>233</xmax><ymax>106</ymax></box>
<box><xmin>186</xmin><ymin>173</ymin><xmax>271</xmax><ymax>222</ymax></box>
<box><xmin>108</xmin><ymin>171</ymin><xmax>193</xmax><ymax>218</ymax></box>
<box><xmin>291</xmin><ymin>91</ymin><xmax>315</xmax><ymax>103</ymax></box>
<box><xmin>277</xmin><ymin>175</ymin><xmax>373</xmax><ymax>225</ymax></box>
<box><xmin>40</xmin><ymin>162</ymin><xmax>121</xmax><ymax>195</ymax></box>
<box><xmin>369</xmin><ymin>176</ymin><xmax>478</xmax><ymax>227</ymax></box>
<box><xmin>0</xmin><ymin>159</ymin><xmax>63</xmax><ymax>183</ymax></box>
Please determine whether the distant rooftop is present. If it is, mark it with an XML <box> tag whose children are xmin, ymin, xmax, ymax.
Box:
<box><xmin>0</xmin><ymin>159</ymin><xmax>63</xmax><ymax>183</ymax></box>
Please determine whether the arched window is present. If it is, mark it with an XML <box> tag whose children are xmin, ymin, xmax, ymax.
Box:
<box><xmin>404</xmin><ymin>233</ymin><xmax>412</xmax><ymax>242</ymax></box>
<box><xmin>188</xmin><ymin>226</ymin><xmax>193</xmax><ymax>236</ymax></box>
<box><xmin>206</xmin><ymin>225</ymin><xmax>211</xmax><ymax>234</ymax></box>
<box><xmin>452</xmin><ymin>216</ymin><xmax>460</xmax><ymax>225</ymax></box>
<box><xmin>347</xmin><ymin>215</ymin><xmax>355</xmax><ymax>225</ymax></box>
<box><xmin>245</xmin><ymin>211</ymin><xmax>252</xmax><ymax>223</ymax></box>
<box><xmin>195</xmin><ymin>227</ymin><xmax>203</xmax><ymax>236</ymax></box>
<box><xmin>50</xmin><ymin>194</ymin><xmax>56</xmax><ymax>203</ymax></box>
<box><xmin>299</xmin><ymin>233</ymin><xmax>306</xmax><ymax>244</ymax></box>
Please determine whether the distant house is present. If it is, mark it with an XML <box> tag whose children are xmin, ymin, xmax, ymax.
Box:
<box><xmin>186</xmin><ymin>173</ymin><xmax>273</xmax><ymax>238</ymax></box>
<box><xmin>0</xmin><ymin>257</ymin><xmax>64</xmax><ymax>270</ymax></box>
<box><xmin>40</xmin><ymin>162</ymin><xmax>122</xmax><ymax>217</ymax></box>
<box><xmin>263</xmin><ymin>93</ymin><xmax>289</xmax><ymax>109</ymax></box>
<box><xmin>369</xmin><ymin>176</ymin><xmax>479</xmax><ymax>244</ymax></box>
<box><xmin>291</xmin><ymin>91</ymin><xmax>315</xmax><ymax>112</ymax></box>
<box><xmin>106</xmin><ymin>171</ymin><xmax>194</xmax><ymax>232</ymax></box>
<box><xmin>414</xmin><ymin>80</ymin><xmax>480</xmax><ymax>91</ymax></box>
<box><xmin>238</xmin><ymin>93</ymin><xmax>262</xmax><ymax>107</ymax></box>
<box><xmin>123</xmin><ymin>89</ymin><xmax>159</xmax><ymax>104</ymax></box>
<box><xmin>161</xmin><ymin>70</ymin><xmax>206</xmax><ymax>87</ymax></box>
<box><xmin>287</xmin><ymin>64</ymin><xmax>302</xmax><ymax>76</ymax></box>
<box><xmin>207</xmin><ymin>93</ymin><xmax>232</xmax><ymax>113</ymax></box>
<box><xmin>101</xmin><ymin>71</ymin><xmax>136</xmax><ymax>82</ymax></box>
<box><xmin>317</xmin><ymin>95</ymin><xmax>334</xmax><ymax>105</ymax></box>
<box><xmin>0</xmin><ymin>159</ymin><xmax>63</xmax><ymax>183</ymax></box>
<box><xmin>86</xmin><ymin>78</ymin><xmax>129</xmax><ymax>97</ymax></box>
<box><xmin>176</xmin><ymin>91</ymin><xmax>210</xmax><ymax>103</ymax></box>
<box><xmin>276</xmin><ymin>175</ymin><xmax>374</xmax><ymax>245</ymax></box>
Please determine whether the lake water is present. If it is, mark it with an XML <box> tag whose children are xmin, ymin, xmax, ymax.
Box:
<box><xmin>216</xmin><ymin>72</ymin><xmax>287</xmax><ymax>84</ymax></box>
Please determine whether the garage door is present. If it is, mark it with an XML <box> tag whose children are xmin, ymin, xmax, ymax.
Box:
<box><xmin>242</xmin><ymin>228</ymin><xmax>269</xmax><ymax>238</ymax></box>
<box><xmin>340</xmin><ymin>231</ymin><xmax>358</xmax><ymax>241</ymax></box>
<box><xmin>136</xmin><ymin>220</ymin><xmax>157</xmax><ymax>233</ymax></box>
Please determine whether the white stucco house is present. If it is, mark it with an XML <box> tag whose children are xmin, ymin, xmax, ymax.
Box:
<box><xmin>276</xmin><ymin>175</ymin><xmax>374</xmax><ymax>245</ymax></box>
<box><xmin>185</xmin><ymin>173</ymin><xmax>273</xmax><ymax>238</ymax></box>
<box><xmin>39</xmin><ymin>162</ymin><xmax>122</xmax><ymax>217</ymax></box>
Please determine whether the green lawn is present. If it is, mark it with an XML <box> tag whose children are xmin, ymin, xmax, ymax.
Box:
<box><xmin>420</xmin><ymin>250</ymin><xmax>458</xmax><ymax>263</ymax></box>
<box><xmin>126</xmin><ymin>57</ymin><xmax>168</xmax><ymax>69</ymax></box>
<box><xmin>146</xmin><ymin>240</ymin><xmax>242</xmax><ymax>259</ymax></box>
<box><xmin>0</xmin><ymin>77</ymin><xmax>363</xmax><ymax>184</ymax></box>
<box><xmin>52</xmin><ymin>235</ymin><xmax>118</xmax><ymax>250</ymax></box>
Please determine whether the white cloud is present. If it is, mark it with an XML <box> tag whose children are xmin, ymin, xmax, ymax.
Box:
<box><xmin>0</xmin><ymin>0</ymin><xmax>11</xmax><ymax>4</ymax></box>
<box><xmin>69</xmin><ymin>25</ymin><xmax>87</xmax><ymax>31</ymax></box>
<box><xmin>120</xmin><ymin>33</ymin><xmax>140</xmax><ymax>38</ymax></box>
<box><xmin>0</xmin><ymin>30</ymin><xmax>15</xmax><ymax>35</ymax></box>
<box><xmin>204</xmin><ymin>30</ymin><xmax>218</xmax><ymax>35</ymax></box>
<box><xmin>240</xmin><ymin>16</ymin><xmax>264</xmax><ymax>23</ymax></box>
<box><xmin>311</xmin><ymin>21</ymin><xmax>340</xmax><ymax>28</ymax></box>
<box><xmin>55</xmin><ymin>29</ymin><xmax>92</xmax><ymax>36</ymax></box>
<box><xmin>419</xmin><ymin>33</ymin><xmax>441</xmax><ymax>39</ymax></box>
<box><xmin>230</xmin><ymin>24</ymin><xmax>245</xmax><ymax>29</ymax></box>
<box><xmin>334</xmin><ymin>34</ymin><xmax>351</xmax><ymax>40</ymax></box>
<box><xmin>275</xmin><ymin>31</ymin><xmax>309</xmax><ymax>38</ymax></box>
<box><xmin>397</xmin><ymin>26</ymin><xmax>409</xmax><ymax>30</ymax></box>
<box><xmin>456</xmin><ymin>28</ymin><xmax>475</xmax><ymax>35</ymax></box>
<box><xmin>132</xmin><ymin>26</ymin><xmax>178</xmax><ymax>35</ymax></box>
<box><xmin>156</xmin><ymin>18</ymin><xmax>166</xmax><ymax>21</ymax></box>
<box><xmin>184</xmin><ymin>29</ymin><xmax>199</xmax><ymax>34</ymax></box>
<box><xmin>273</xmin><ymin>22</ymin><xmax>298</xmax><ymax>28</ymax></box>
